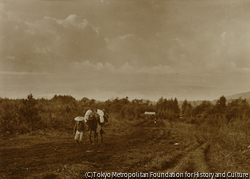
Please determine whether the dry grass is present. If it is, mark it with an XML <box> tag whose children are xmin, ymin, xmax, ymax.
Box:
<box><xmin>196</xmin><ymin>117</ymin><xmax>250</xmax><ymax>172</ymax></box>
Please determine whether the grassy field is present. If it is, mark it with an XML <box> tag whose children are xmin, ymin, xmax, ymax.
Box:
<box><xmin>1</xmin><ymin>117</ymin><xmax>250</xmax><ymax>179</ymax></box>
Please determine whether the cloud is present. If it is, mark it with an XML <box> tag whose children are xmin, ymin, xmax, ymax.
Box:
<box><xmin>71</xmin><ymin>61</ymin><xmax>115</xmax><ymax>72</ymax></box>
<box><xmin>1</xmin><ymin>13</ymin><xmax>107</xmax><ymax>73</ymax></box>
<box><xmin>106</xmin><ymin>33</ymin><xmax>171</xmax><ymax>68</ymax></box>
<box><xmin>0</xmin><ymin>71</ymin><xmax>49</xmax><ymax>75</ymax></box>
<box><xmin>44</xmin><ymin>14</ymin><xmax>92</xmax><ymax>30</ymax></box>
<box><xmin>70</xmin><ymin>61</ymin><xmax>173</xmax><ymax>75</ymax></box>
<box><xmin>206</xmin><ymin>27</ymin><xmax>250</xmax><ymax>74</ymax></box>
<box><xmin>119</xmin><ymin>34</ymin><xmax>134</xmax><ymax>40</ymax></box>
<box><xmin>120</xmin><ymin>62</ymin><xmax>173</xmax><ymax>75</ymax></box>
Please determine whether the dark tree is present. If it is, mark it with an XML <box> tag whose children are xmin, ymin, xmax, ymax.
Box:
<box><xmin>19</xmin><ymin>94</ymin><xmax>41</xmax><ymax>129</ymax></box>
<box><xmin>215</xmin><ymin>95</ymin><xmax>227</xmax><ymax>114</ymax></box>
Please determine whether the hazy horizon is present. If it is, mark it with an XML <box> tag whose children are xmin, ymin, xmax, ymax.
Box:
<box><xmin>2</xmin><ymin>89</ymin><xmax>250</xmax><ymax>103</ymax></box>
<box><xmin>1</xmin><ymin>0</ymin><xmax>250</xmax><ymax>102</ymax></box>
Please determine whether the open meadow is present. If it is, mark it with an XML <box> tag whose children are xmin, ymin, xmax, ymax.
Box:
<box><xmin>1</xmin><ymin>114</ymin><xmax>250</xmax><ymax>179</ymax></box>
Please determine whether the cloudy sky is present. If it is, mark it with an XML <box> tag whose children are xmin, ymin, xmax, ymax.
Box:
<box><xmin>0</xmin><ymin>0</ymin><xmax>249</xmax><ymax>101</ymax></box>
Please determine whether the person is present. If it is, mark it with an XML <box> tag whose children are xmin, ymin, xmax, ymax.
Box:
<box><xmin>103</xmin><ymin>109</ymin><xmax>109</xmax><ymax>123</ymax></box>
<box><xmin>96</xmin><ymin>109</ymin><xmax>109</xmax><ymax>133</ymax></box>
<box><xmin>95</xmin><ymin>109</ymin><xmax>102</xmax><ymax>133</ymax></box>
<box><xmin>73</xmin><ymin>120</ymin><xmax>85</xmax><ymax>148</ymax></box>
<box><xmin>83</xmin><ymin>109</ymin><xmax>93</xmax><ymax>131</ymax></box>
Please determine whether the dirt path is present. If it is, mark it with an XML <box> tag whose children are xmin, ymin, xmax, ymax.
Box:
<box><xmin>0</xmin><ymin>119</ymin><xmax>212</xmax><ymax>178</ymax></box>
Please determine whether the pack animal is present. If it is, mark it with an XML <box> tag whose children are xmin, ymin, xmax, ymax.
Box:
<box><xmin>87</xmin><ymin>112</ymin><xmax>104</xmax><ymax>144</ymax></box>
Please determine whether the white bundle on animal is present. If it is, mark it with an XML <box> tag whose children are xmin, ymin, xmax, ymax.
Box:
<box><xmin>97</xmin><ymin>109</ymin><xmax>105</xmax><ymax>123</ymax></box>
<box><xmin>84</xmin><ymin>110</ymin><xmax>92</xmax><ymax>120</ymax></box>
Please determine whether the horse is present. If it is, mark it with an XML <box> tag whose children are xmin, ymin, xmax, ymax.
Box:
<box><xmin>87</xmin><ymin>112</ymin><xmax>105</xmax><ymax>144</ymax></box>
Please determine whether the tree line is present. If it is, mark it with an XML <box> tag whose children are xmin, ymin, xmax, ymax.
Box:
<box><xmin>181</xmin><ymin>96</ymin><xmax>250</xmax><ymax>123</ymax></box>
<box><xmin>0</xmin><ymin>94</ymin><xmax>249</xmax><ymax>134</ymax></box>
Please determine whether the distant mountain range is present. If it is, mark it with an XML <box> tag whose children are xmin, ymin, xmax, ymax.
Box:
<box><xmin>178</xmin><ymin>91</ymin><xmax>250</xmax><ymax>107</ymax></box>
<box><xmin>226</xmin><ymin>91</ymin><xmax>250</xmax><ymax>100</ymax></box>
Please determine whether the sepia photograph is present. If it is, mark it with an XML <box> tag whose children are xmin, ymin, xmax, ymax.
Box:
<box><xmin>0</xmin><ymin>0</ymin><xmax>250</xmax><ymax>178</ymax></box>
